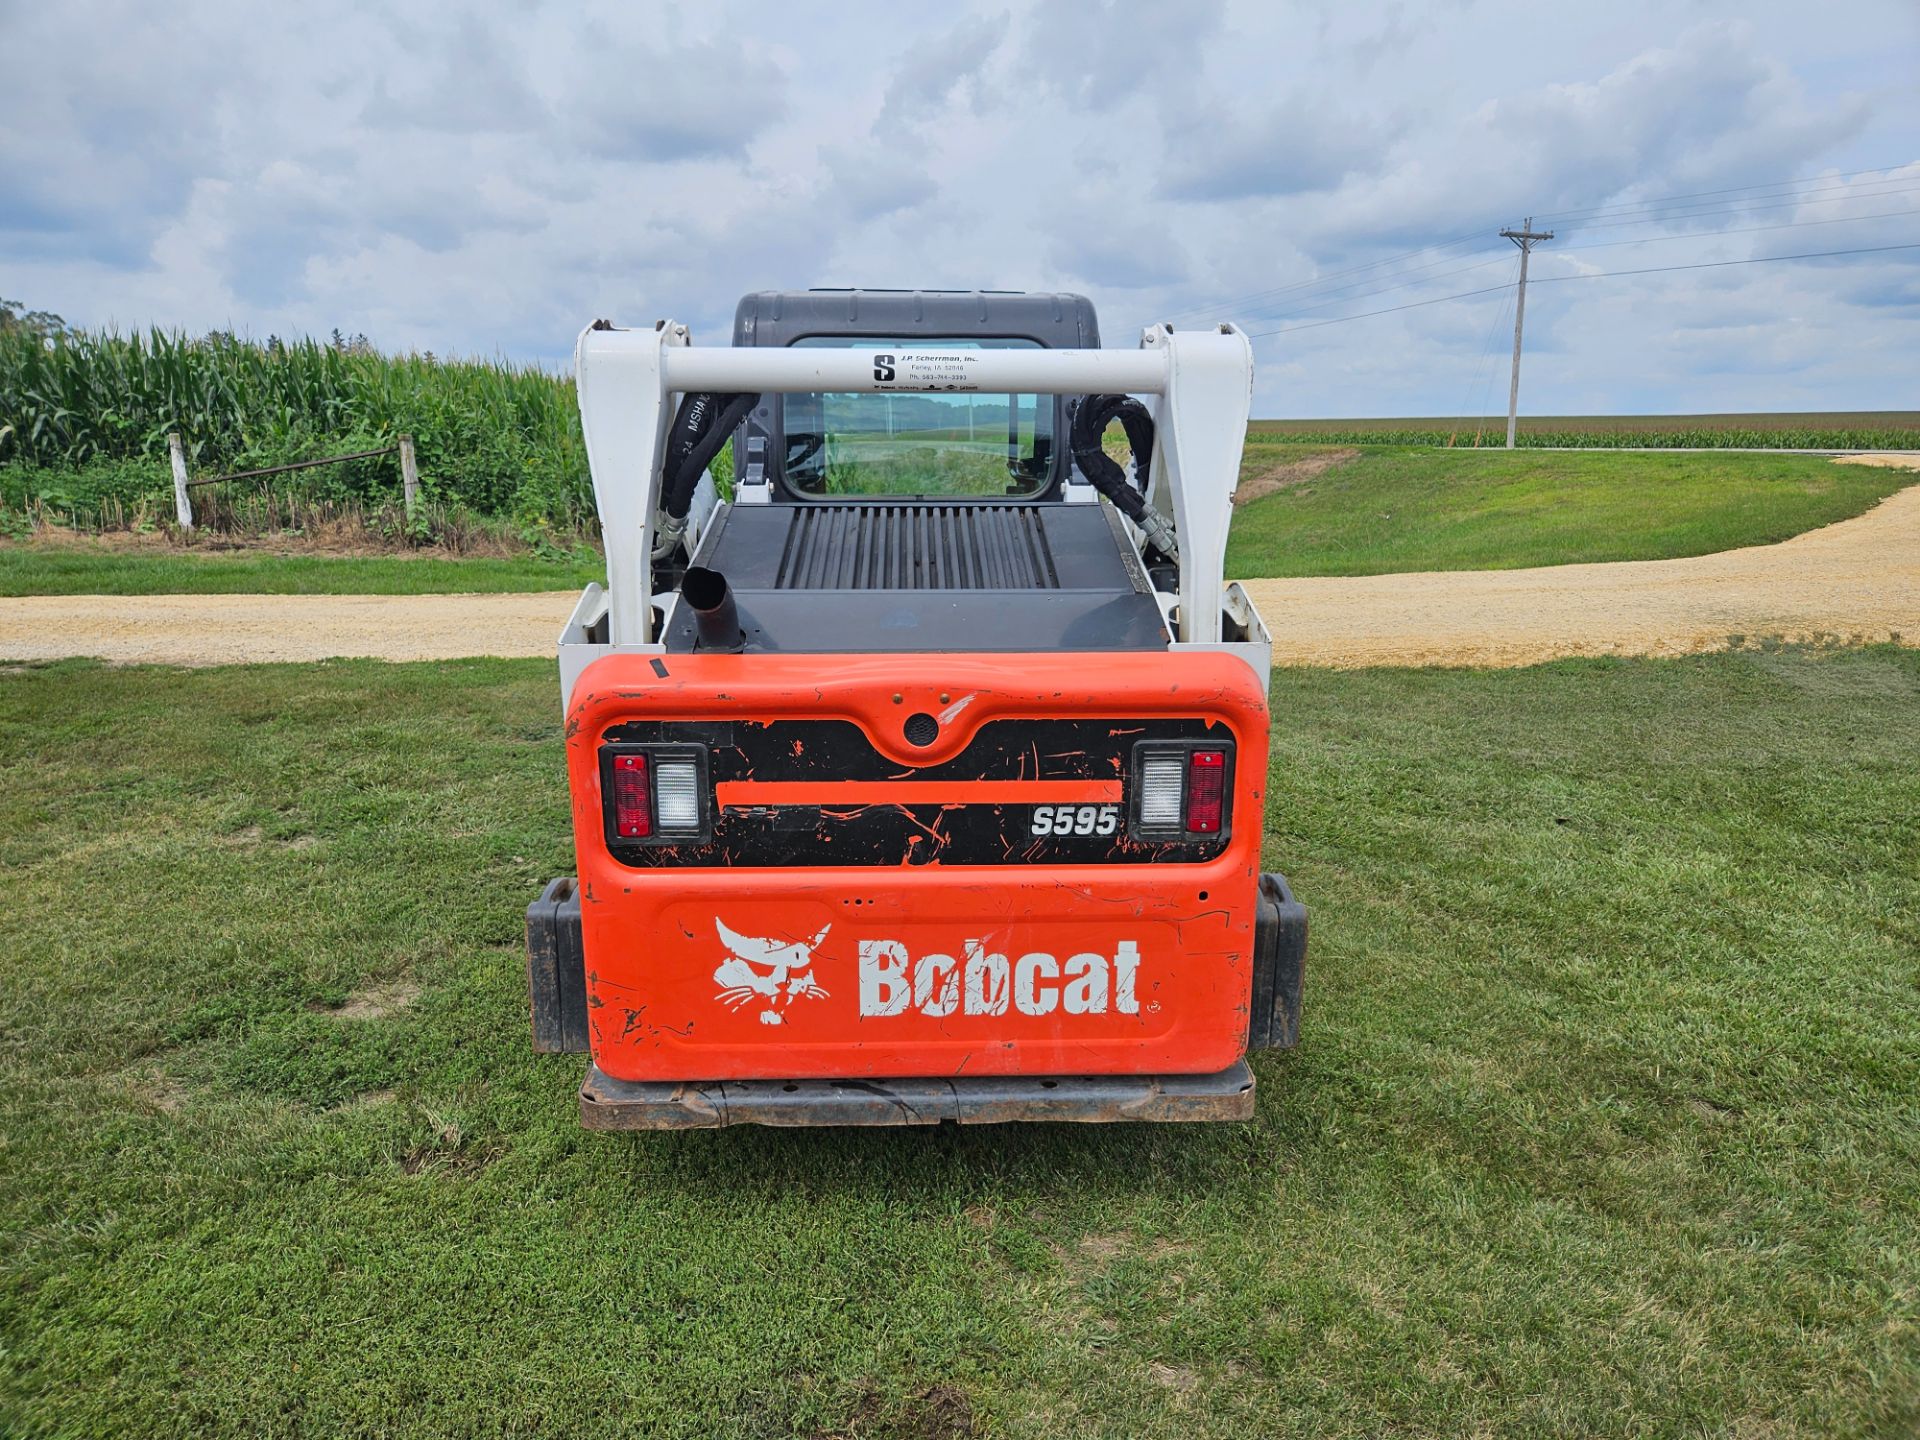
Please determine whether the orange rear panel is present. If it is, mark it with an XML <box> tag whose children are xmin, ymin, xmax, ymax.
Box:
<box><xmin>565</xmin><ymin>651</ymin><xmax>1268</xmax><ymax>1082</ymax></box>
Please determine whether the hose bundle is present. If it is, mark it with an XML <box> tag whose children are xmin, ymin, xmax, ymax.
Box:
<box><xmin>662</xmin><ymin>391</ymin><xmax>759</xmax><ymax>520</ymax></box>
<box><xmin>1070</xmin><ymin>395</ymin><xmax>1177</xmax><ymax>560</ymax></box>
<box><xmin>651</xmin><ymin>390</ymin><xmax>759</xmax><ymax>563</ymax></box>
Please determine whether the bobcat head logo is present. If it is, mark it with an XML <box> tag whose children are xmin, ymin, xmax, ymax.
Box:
<box><xmin>712</xmin><ymin>919</ymin><xmax>831</xmax><ymax>1026</ymax></box>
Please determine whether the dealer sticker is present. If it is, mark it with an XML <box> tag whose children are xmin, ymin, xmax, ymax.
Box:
<box><xmin>870</xmin><ymin>351</ymin><xmax>982</xmax><ymax>391</ymax></box>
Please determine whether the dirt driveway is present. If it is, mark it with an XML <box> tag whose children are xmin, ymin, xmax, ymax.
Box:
<box><xmin>3</xmin><ymin>460</ymin><xmax>1915</xmax><ymax>671</ymax></box>
<box><xmin>1239</xmin><ymin>462</ymin><xmax>1919</xmax><ymax>668</ymax></box>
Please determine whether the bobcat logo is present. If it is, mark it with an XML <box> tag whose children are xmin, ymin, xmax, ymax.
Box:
<box><xmin>713</xmin><ymin>919</ymin><xmax>831</xmax><ymax>1026</ymax></box>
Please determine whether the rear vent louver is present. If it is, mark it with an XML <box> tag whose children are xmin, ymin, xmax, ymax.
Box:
<box><xmin>773</xmin><ymin>504</ymin><xmax>1061</xmax><ymax>591</ymax></box>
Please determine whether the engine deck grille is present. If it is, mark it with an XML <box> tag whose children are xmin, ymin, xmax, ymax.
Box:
<box><xmin>772</xmin><ymin>503</ymin><xmax>1060</xmax><ymax>591</ymax></box>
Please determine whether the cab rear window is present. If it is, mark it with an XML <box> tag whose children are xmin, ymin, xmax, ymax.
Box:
<box><xmin>781</xmin><ymin>337</ymin><xmax>1054</xmax><ymax>499</ymax></box>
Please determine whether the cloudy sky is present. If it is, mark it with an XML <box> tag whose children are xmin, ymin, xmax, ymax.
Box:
<box><xmin>3</xmin><ymin>0</ymin><xmax>1916</xmax><ymax>417</ymax></box>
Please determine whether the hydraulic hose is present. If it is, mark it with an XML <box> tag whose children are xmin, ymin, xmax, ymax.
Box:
<box><xmin>662</xmin><ymin>391</ymin><xmax>758</xmax><ymax>521</ymax></box>
<box><xmin>1070</xmin><ymin>395</ymin><xmax>1178</xmax><ymax>560</ymax></box>
<box><xmin>653</xmin><ymin>390</ymin><xmax>759</xmax><ymax>562</ymax></box>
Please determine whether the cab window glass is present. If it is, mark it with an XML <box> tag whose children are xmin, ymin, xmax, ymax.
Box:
<box><xmin>782</xmin><ymin>337</ymin><xmax>1053</xmax><ymax>497</ymax></box>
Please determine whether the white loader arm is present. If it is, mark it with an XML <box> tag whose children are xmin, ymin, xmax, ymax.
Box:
<box><xmin>573</xmin><ymin>320</ymin><xmax>1253</xmax><ymax>648</ymax></box>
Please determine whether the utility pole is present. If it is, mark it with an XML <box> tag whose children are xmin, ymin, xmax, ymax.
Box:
<box><xmin>1500</xmin><ymin>218</ymin><xmax>1553</xmax><ymax>449</ymax></box>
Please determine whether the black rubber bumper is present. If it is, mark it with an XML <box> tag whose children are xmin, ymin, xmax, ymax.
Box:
<box><xmin>1249</xmin><ymin>872</ymin><xmax>1309</xmax><ymax>1051</ymax></box>
<box><xmin>525</xmin><ymin>877</ymin><xmax>588</xmax><ymax>1053</ymax></box>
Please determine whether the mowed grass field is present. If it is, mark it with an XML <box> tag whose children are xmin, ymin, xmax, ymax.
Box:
<box><xmin>1225</xmin><ymin>446</ymin><xmax>1914</xmax><ymax>579</ymax></box>
<box><xmin>1245</xmin><ymin>410</ymin><xmax>1920</xmax><ymax>448</ymax></box>
<box><xmin>4</xmin><ymin>445</ymin><xmax>1916</xmax><ymax>596</ymax></box>
<box><xmin>3</xmin><ymin>650</ymin><xmax>1916</xmax><ymax>1437</ymax></box>
<box><xmin>0</xmin><ymin>540</ymin><xmax>604</xmax><ymax>596</ymax></box>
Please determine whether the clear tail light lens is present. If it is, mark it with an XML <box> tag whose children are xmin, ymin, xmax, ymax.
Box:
<box><xmin>653</xmin><ymin>758</ymin><xmax>701</xmax><ymax>833</ymax></box>
<box><xmin>1185</xmin><ymin>750</ymin><xmax>1226</xmax><ymax>833</ymax></box>
<box><xmin>1138</xmin><ymin>755</ymin><xmax>1186</xmax><ymax>828</ymax></box>
<box><xmin>611</xmin><ymin>753</ymin><xmax>652</xmax><ymax>838</ymax></box>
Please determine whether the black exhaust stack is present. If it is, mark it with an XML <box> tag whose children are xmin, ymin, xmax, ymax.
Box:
<box><xmin>681</xmin><ymin>566</ymin><xmax>744</xmax><ymax>652</ymax></box>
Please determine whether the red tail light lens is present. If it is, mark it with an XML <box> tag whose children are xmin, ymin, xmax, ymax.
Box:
<box><xmin>611</xmin><ymin>753</ymin><xmax>652</xmax><ymax>838</ymax></box>
<box><xmin>1185</xmin><ymin>750</ymin><xmax>1226</xmax><ymax>833</ymax></box>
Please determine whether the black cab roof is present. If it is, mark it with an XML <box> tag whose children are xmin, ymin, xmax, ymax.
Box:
<box><xmin>732</xmin><ymin>289</ymin><xmax>1100</xmax><ymax>348</ymax></box>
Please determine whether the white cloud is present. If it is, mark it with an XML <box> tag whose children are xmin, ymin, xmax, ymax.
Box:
<box><xmin>1159</xmin><ymin>94</ymin><xmax>1400</xmax><ymax>201</ymax></box>
<box><xmin>564</xmin><ymin>34</ymin><xmax>790</xmax><ymax>162</ymax></box>
<box><xmin>1</xmin><ymin>0</ymin><xmax>1914</xmax><ymax>415</ymax></box>
<box><xmin>876</xmin><ymin>13</ymin><xmax>1009</xmax><ymax>132</ymax></box>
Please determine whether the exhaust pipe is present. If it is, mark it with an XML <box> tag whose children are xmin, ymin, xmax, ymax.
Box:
<box><xmin>681</xmin><ymin>566</ymin><xmax>744</xmax><ymax>652</ymax></box>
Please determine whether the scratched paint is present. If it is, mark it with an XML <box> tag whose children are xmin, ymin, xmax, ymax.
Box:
<box><xmin>599</xmin><ymin>716</ymin><xmax>1242</xmax><ymax>868</ymax></box>
<box><xmin>562</xmin><ymin>650</ymin><xmax>1270</xmax><ymax>1082</ymax></box>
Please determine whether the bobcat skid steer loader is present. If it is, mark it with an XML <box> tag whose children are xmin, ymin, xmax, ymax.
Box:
<box><xmin>525</xmin><ymin>290</ymin><xmax>1307</xmax><ymax>1129</ymax></box>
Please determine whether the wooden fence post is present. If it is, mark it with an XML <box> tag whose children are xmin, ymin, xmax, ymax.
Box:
<box><xmin>169</xmin><ymin>433</ymin><xmax>193</xmax><ymax>531</ymax></box>
<box><xmin>399</xmin><ymin>434</ymin><xmax>419</xmax><ymax>519</ymax></box>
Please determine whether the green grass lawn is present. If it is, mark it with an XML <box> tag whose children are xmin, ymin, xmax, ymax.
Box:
<box><xmin>1226</xmin><ymin>446</ymin><xmax>1915</xmax><ymax>578</ymax></box>
<box><xmin>0</xmin><ymin>542</ymin><xmax>603</xmax><ymax>596</ymax></box>
<box><xmin>1245</xmin><ymin>411</ymin><xmax>1920</xmax><ymax>448</ymax></box>
<box><xmin>2</xmin><ymin>650</ymin><xmax>1915</xmax><ymax>1437</ymax></box>
<box><xmin>5</xmin><ymin>448</ymin><xmax>1913</xmax><ymax>596</ymax></box>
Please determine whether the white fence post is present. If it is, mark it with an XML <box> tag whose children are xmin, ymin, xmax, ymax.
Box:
<box><xmin>169</xmin><ymin>432</ymin><xmax>193</xmax><ymax>531</ymax></box>
<box><xmin>399</xmin><ymin>434</ymin><xmax>419</xmax><ymax>518</ymax></box>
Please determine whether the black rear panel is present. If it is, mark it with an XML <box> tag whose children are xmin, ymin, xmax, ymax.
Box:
<box><xmin>601</xmin><ymin>716</ymin><xmax>1232</xmax><ymax>869</ymax></box>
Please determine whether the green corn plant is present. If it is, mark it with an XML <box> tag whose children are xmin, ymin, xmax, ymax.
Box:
<box><xmin>1</xmin><ymin>322</ymin><xmax>596</xmax><ymax>523</ymax></box>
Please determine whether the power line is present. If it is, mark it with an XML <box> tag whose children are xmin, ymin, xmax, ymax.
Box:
<box><xmin>1532</xmin><ymin>241</ymin><xmax>1920</xmax><ymax>289</ymax></box>
<box><xmin>1451</xmin><ymin>255</ymin><xmax>1520</xmax><ymax>445</ymax></box>
<box><xmin>1251</xmin><ymin>205</ymin><xmax>1912</xmax><ymax>326</ymax></box>
<box><xmin>1158</xmin><ymin>232</ymin><xmax>1490</xmax><ymax>323</ymax></box>
<box><xmin>1527</xmin><ymin>165</ymin><xmax>1920</xmax><ymax>226</ymax></box>
<box><xmin>1246</xmin><ymin>204</ymin><xmax>1919</xmax><ymax>328</ymax></box>
<box><xmin>1247</xmin><ymin>281</ymin><xmax>1519</xmax><ymax>336</ymax></box>
<box><xmin>1233</xmin><ymin>250</ymin><xmax>1514</xmax><ymax>322</ymax></box>
<box><xmin>1555</xmin><ymin>205</ymin><xmax>1920</xmax><ymax>256</ymax></box>
<box><xmin>1550</xmin><ymin>182</ymin><xmax>1920</xmax><ymax>239</ymax></box>
<box><xmin>1242</xmin><ymin>240</ymin><xmax>1920</xmax><ymax>338</ymax></box>
<box><xmin>1474</xmin><ymin>282</ymin><xmax>1518</xmax><ymax>444</ymax></box>
<box><xmin>1162</xmin><ymin>182</ymin><xmax>1917</xmax><ymax>327</ymax></box>
<box><xmin>1163</xmin><ymin>162</ymin><xmax>1919</xmax><ymax>326</ymax></box>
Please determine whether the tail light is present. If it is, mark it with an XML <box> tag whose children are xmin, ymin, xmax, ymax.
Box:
<box><xmin>1185</xmin><ymin>750</ymin><xmax>1225</xmax><ymax>833</ymax></box>
<box><xmin>601</xmin><ymin>744</ymin><xmax>711</xmax><ymax>845</ymax></box>
<box><xmin>611</xmin><ymin>753</ymin><xmax>652</xmax><ymax>838</ymax></box>
<box><xmin>1138</xmin><ymin>755</ymin><xmax>1186</xmax><ymax>828</ymax></box>
<box><xmin>653</xmin><ymin>759</ymin><xmax>702</xmax><ymax>830</ymax></box>
<box><xmin>1131</xmin><ymin>741</ymin><xmax>1234</xmax><ymax>839</ymax></box>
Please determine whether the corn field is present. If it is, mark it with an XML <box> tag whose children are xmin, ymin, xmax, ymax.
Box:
<box><xmin>1247</xmin><ymin>412</ymin><xmax>1920</xmax><ymax>449</ymax></box>
<box><xmin>0</xmin><ymin>326</ymin><xmax>591</xmax><ymax>523</ymax></box>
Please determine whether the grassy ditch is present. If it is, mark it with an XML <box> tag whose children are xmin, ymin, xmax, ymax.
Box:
<box><xmin>0</xmin><ymin>534</ymin><xmax>602</xmax><ymax>596</ymax></box>
<box><xmin>1</xmin><ymin>649</ymin><xmax>1915</xmax><ymax>1436</ymax></box>
<box><xmin>1226</xmin><ymin>445</ymin><xmax>1915</xmax><ymax>578</ymax></box>
<box><xmin>4</xmin><ymin>447</ymin><xmax>1911</xmax><ymax>597</ymax></box>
